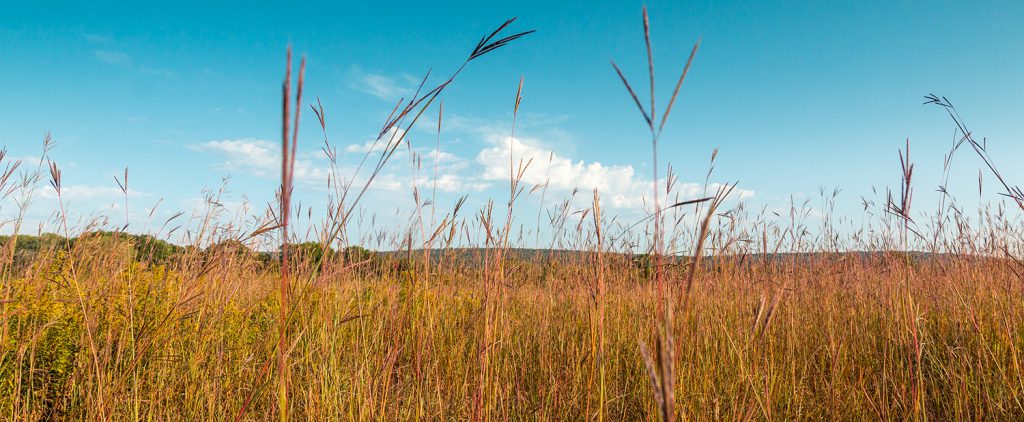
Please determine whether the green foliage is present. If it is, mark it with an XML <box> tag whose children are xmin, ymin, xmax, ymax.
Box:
<box><xmin>293</xmin><ymin>242</ymin><xmax>335</xmax><ymax>266</ymax></box>
<box><xmin>1</xmin><ymin>276</ymin><xmax>81</xmax><ymax>418</ymax></box>
<box><xmin>342</xmin><ymin>245</ymin><xmax>374</xmax><ymax>263</ymax></box>
<box><xmin>1</xmin><ymin>232</ymin><xmax>184</xmax><ymax>270</ymax></box>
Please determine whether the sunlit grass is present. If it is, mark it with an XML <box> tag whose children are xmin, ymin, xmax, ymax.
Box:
<box><xmin>3</xmin><ymin>10</ymin><xmax>1024</xmax><ymax>421</ymax></box>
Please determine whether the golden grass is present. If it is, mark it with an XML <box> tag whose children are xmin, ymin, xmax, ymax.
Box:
<box><xmin>3</xmin><ymin>11</ymin><xmax>1024</xmax><ymax>422</ymax></box>
<box><xmin>2</xmin><ymin>239</ymin><xmax>1023</xmax><ymax>420</ymax></box>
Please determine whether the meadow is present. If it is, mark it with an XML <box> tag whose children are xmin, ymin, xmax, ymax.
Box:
<box><xmin>3</xmin><ymin>13</ymin><xmax>1024</xmax><ymax>421</ymax></box>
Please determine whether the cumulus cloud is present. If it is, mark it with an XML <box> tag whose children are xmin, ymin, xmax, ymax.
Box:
<box><xmin>345</xmin><ymin>128</ymin><xmax>406</xmax><ymax>154</ymax></box>
<box><xmin>421</xmin><ymin>148</ymin><xmax>460</xmax><ymax>164</ymax></box>
<box><xmin>431</xmin><ymin>173</ymin><xmax>490</xmax><ymax>193</ymax></box>
<box><xmin>341</xmin><ymin>127</ymin><xmax>486</xmax><ymax>193</ymax></box>
<box><xmin>192</xmin><ymin>139</ymin><xmax>329</xmax><ymax>184</ymax></box>
<box><xmin>475</xmin><ymin>135</ymin><xmax>753</xmax><ymax>209</ymax></box>
<box><xmin>193</xmin><ymin>138</ymin><xmax>422</xmax><ymax>192</ymax></box>
<box><xmin>345</xmin><ymin>140</ymin><xmax>384</xmax><ymax>154</ymax></box>
<box><xmin>194</xmin><ymin>139</ymin><xmax>279</xmax><ymax>177</ymax></box>
<box><xmin>190</xmin><ymin>128</ymin><xmax>749</xmax><ymax>211</ymax></box>
<box><xmin>476</xmin><ymin>136</ymin><xmax>648</xmax><ymax>208</ymax></box>
<box><xmin>403</xmin><ymin>152</ymin><xmax>488</xmax><ymax>193</ymax></box>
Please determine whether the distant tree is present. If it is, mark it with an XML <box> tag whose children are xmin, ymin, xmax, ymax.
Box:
<box><xmin>205</xmin><ymin>239</ymin><xmax>257</xmax><ymax>265</ymax></box>
<box><xmin>293</xmin><ymin>242</ymin><xmax>336</xmax><ymax>266</ymax></box>
<box><xmin>131</xmin><ymin>234</ymin><xmax>182</xmax><ymax>264</ymax></box>
<box><xmin>342</xmin><ymin>246</ymin><xmax>374</xmax><ymax>264</ymax></box>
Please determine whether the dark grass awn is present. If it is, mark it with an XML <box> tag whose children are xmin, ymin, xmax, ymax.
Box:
<box><xmin>234</xmin><ymin>46</ymin><xmax>306</xmax><ymax>422</ymax></box>
<box><xmin>609</xmin><ymin>7</ymin><xmax>701</xmax><ymax>420</ymax></box>
<box><xmin>469</xmin><ymin>18</ymin><xmax>535</xmax><ymax>61</ymax></box>
<box><xmin>321</xmin><ymin>18</ymin><xmax>533</xmax><ymax>250</ymax></box>
<box><xmin>925</xmin><ymin>94</ymin><xmax>1024</xmax><ymax>211</ymax></box>
<box><xmin>276</xmin><ymin>45</ymin><xmax>304</xmax><ymax>422</ymax></box>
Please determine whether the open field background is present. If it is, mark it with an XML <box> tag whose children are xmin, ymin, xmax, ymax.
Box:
<box><xmin>4</xmin><ymin>12</ymin><xmax>1024</xmax><ymax>422</ymax></box>
<box><xmin>2</xmin><ymin>220</ymin><xmax>1024</xmax><ymax>420</ymax></box>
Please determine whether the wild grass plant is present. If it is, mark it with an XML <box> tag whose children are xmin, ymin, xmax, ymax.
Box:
<box><xmin>2</xmin><ymin>11</ymin><xmax>1024</xmax><ymax>421</ymax></box>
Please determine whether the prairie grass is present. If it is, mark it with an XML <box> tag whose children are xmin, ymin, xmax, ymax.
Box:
<box><xmin>3</xmin><ymin>12</ymin><xmax>1024</xmax><ymax>422</ymax></box>
<box><xmin>2</xmin><ymin>230</ymin><xmax>1023</xmax><ymax>420</ymax></box>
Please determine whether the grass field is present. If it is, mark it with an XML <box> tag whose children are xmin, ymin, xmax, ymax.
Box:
<box><xmin>3</xmin><ymin>13</ymin><xmax>1024</xmax><ymax>422</ymax></box>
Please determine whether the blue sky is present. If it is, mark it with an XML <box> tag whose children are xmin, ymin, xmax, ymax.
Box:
<box><xmin>3</xmin><ymin>1</ymin><xmax>1024</xmax><ymax>247</ymax></box>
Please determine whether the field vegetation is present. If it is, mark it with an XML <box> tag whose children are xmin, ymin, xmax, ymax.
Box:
<box><xmin>3</xmin><ymin>11</ymin><xmax>1024</xmax><ymax>421</ymax></box>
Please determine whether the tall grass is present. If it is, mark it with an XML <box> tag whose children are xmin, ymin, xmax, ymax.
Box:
<box><xmin>2</xmin><ymin>10</ymin><xmax>1024</xmax><ymax>422</ymax></box>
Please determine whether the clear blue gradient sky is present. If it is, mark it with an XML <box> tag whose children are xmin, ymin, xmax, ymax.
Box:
<box><xmin>3</xmin><ymin>1</ymin><xmax>1023</xmax><ymax>246</ymax></box>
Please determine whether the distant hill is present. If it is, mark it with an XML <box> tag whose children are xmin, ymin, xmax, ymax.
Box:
<box><xmin>380</xmin><ymin>247</ymin><xmax>955</xmax><ymax>267</ymax></box>
<box><xmin>1</xmin><ymin>233</ymin><xmax>956</xmax><ymax>274</ymax></box>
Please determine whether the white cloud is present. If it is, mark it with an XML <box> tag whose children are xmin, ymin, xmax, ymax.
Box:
<box><xmin>190</xmin><ymin>128</ymin><xmax>752</xmax><ymax>213</ymax></box>
<box><xmin>423</xmin><ymin>149</ymin><xmax>460</xmax><ymax>164</ymax></box>
<box><xmin>350</xmin><ymin>68</ymin><xmax>419</xmax><ymax>101</ymax></box>
<box><xmin>717</xmin><ymin>183</ymin><xmax>756</xmax><ymax>199</ymax></box>
<box><xmin>192</xmin><ymin>139</ymin><xmax>329</xmax><ymax>184</ymax></box>
<box><xmin>475</xmin><ymin>135</ymin><xmax>753</xmax><ymax>209</ymax></box>
<box><xmin>361</xmin><ymin>74</ymin><xmax>405</xmax><ymax>99</ymax></box>
<box><xmin>476</xmin><ymin>135</ymin><xmax>649</xmax><ymax>208</ymax></box>
<box><xmin>345</xmin><ymin>140</ymin><xmax>383</xmax><ymax>154</ymax></box>
<box><xmin>93</xmin><ymin>50</ymin><xmax>174</xmax><ymax>77</ymax></box>
<box><xmin>194</xmin><ymin>139</ymin><xmax>279</xmax><ymax>177</ymax></box>
<box><xmin>193</xmin><ymin>138</ymin><xmax>418</xmax><ymax>192</ymax></box>
<box><xmin>432</xmin><ymin>173</ymin><xmax>489</xmax><ymax>193</ymax></box>
<box><xmin>341</xmin><ymin>128</ymin><xmax>484</xmax><ymax>192</ymax></box>
<box><xmin>437</xmin><ymin>114</ymin><xmax>755</xmax><ymax>209</ymax></box>
<box><xmin>345</xmin><ymin>128</ymin><xmax>407</xmax><ymax>154</ymax></box>
<box><xmin>370</xmin><ymin>174</ymin><xmax>404</xmax><ymax>191</ymax></box>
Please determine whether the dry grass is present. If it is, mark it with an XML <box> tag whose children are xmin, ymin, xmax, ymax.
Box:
<box><xmin>2</xmin><ymin>232</ymin><xmax>1023</xmax><ymax>420</ymax></box>
<box><xmin>3</xmin><ymin>11</ymin><xmax>1024</xmax><ymax>422</ymax></box>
